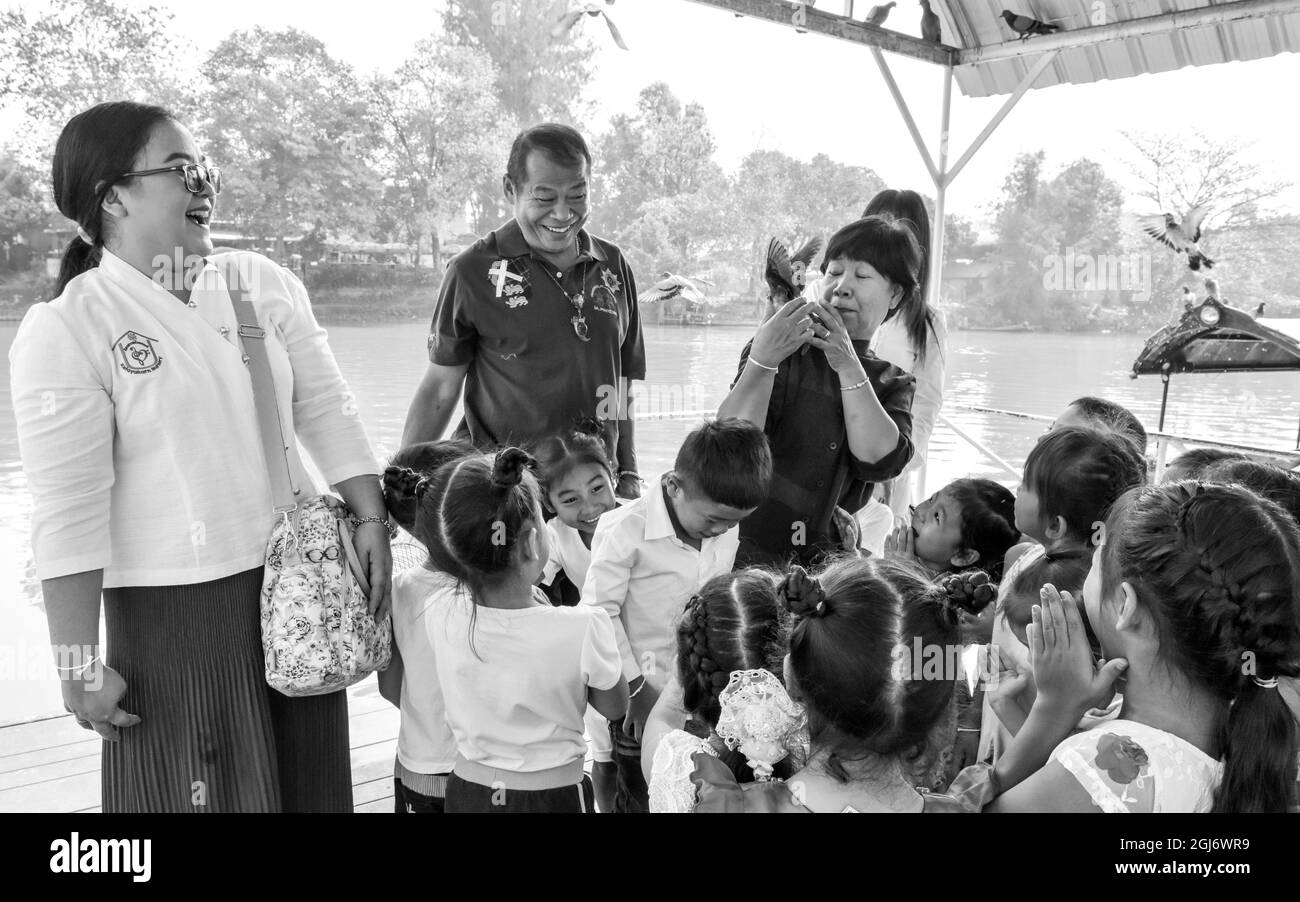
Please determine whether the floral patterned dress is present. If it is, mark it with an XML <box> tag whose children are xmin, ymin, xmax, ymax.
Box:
<box><xmin>1049</xmin><ymin>720</ymin><xmax>1222</xmax><ymax>813</ymax></box>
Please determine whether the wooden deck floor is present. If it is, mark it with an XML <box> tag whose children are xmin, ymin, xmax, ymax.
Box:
<box><xmin>0</xmin><ymin>680</ymin><xmax>400</xmax><ymax>813</ymax></box>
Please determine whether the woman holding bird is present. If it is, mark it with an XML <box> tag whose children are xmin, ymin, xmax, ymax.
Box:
<box><xmin>719</xmin><ymin>215</ymin><xmax>919</xmax><ymax>567</ymax></box>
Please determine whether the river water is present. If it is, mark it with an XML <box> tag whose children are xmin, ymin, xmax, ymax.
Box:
<box><xmin>3</xmin><ymin>321</ymin><xmax>1298</xmax><ymax>723</ymax></box>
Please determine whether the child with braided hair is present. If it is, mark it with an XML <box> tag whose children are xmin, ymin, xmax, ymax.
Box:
<box><xmin>991</xmin><ymin>481</ymin><xmax>1300</xmax><ymax>812</ymax></box>
<box><xmin>421</xmin><ymin>447</ymin><xmax>628</xmax><ymax>813</ymax></box>
<box><xmin>643</xmin><ymin>569</ymin><xmax>791</xmax><ymax>811</ymax></box>
<box><xmin>687</xmin><ymin>557</ymin><xmax>1113</xmax><ymax>812</ymax></box>
<box><xmin>378</xmin><ymin>439</ymin><xmax>474</xmax><ymax>813</ymax></box>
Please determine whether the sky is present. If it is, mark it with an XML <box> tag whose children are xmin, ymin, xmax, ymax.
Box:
<box><xmin>6</xmin><ymin>0</ymin><xmax>1300</xmax><ymax>228</ymax></box>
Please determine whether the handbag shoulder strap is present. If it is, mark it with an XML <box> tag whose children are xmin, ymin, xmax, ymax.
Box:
<box><xmin>224</xmin><ymin>259</ymin><xmax>299</xmax><ymax>514</ymax></box>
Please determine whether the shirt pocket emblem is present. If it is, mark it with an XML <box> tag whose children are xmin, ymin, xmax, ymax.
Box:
<box><xmin>113</xmin><ymin>331</ymin><xmax>163</xmax><ymax>374</ymax></box>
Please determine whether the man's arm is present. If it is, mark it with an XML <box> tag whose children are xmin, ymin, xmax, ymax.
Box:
<box><xmin>401</xmin><ymin>361</ymin><xmax>468</xmax><ymax>447</ymax></box>
<box><xmin>615</xmin><ymin>385</ymin><xmax>640</xmax><ymax>499</ymax></box>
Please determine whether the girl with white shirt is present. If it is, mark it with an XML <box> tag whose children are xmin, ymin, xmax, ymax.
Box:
<box><xmin>379</xmin><ymin>440</ymin><xmax>474</xmax><ymax>813</ymax></box>
<box><xmin>421</xmin><ymin>447</ymin><xmax>628</xmax><ymax>813</ymax></box>
<box><xmin>992</xmin><ymin>482</ymin><xmax>1300</xmax><ymax>813</ymax></box>
<box><xmin>8</xmin><ymin>102</ymin><xmax>390</xmax><ymax>812</ymax></box>
<box><xmin>533</xmin><ymin>418</ymin><xmax>623</xmax><ymax>810</ymax></box>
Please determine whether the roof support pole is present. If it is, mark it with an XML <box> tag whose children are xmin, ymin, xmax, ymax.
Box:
<box><xmin>869</xmin><ymin>46</ymin><xmax>938</xmax><ymax>184</ymax></box>
<box><xmin>930</xmin><ymin>64</ymin><xmax>953</xmax><ymax>313</ymax></box>
<box><xmin>945</xmin><ymin>50</ymin><xmax>1059</xmax><ymax>185</ymax></box>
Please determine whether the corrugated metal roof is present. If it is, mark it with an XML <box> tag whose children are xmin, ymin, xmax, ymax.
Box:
<box><xmin>939</xmin><ymin>0</ymin><xmax>1300</xmax><ymax>97</ymax></box>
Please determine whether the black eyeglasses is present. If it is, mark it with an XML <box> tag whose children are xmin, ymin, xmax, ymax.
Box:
<box><xmin>118</xmin><ymin>162</ymin><xmax>222</xmax><ymax>196</ymax></box>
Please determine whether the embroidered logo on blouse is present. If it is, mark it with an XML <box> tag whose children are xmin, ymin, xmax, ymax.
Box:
<box><xmin>113</xmin><ymin>331</ymin><xmax>163</xmax><ymax>374</ymax></box>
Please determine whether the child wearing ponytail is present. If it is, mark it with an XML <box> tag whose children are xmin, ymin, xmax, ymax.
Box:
<box><xmin>532</xmin><ymin>417</ymin><xmax>623</xmax><ymax>809</ymax></box>
<box><xmin>992</xmin><ymin>481</ymin><xmax>1300</xmax><ymax>812</ymax></box>
<box><xmin>422</xmin><ymin>447</ymin><xmax>629</xmax><ymax>813</ymax></box>
<box><xmin>686</xmin><ymin>557</ymin><xmax>1101</xmax><ymax>812</ymax></box>
<box><xmin>643</xmin><ymin>568</ymin><xmax>790</xmax><ymax>811</ymax></box>
<box><xmin>378</xmin><ymin>439</ymin><xmax>473</xmax><ymax>813</ymax></box>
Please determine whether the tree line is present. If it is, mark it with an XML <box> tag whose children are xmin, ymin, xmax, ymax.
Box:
<box><xmin>2</xmin><ymin>0</ymin><xmax>1296</xmax><ymax>329</ymax></box>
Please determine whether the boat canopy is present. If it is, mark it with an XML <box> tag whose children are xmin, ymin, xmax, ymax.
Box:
<box><xmin>1131</xmin><ymin>299</ymin><xmax>1300</xmax><ymax>376</ymax></box>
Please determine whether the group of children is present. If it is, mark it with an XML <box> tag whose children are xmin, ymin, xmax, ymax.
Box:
<box><xmin>376</xmin><ymin>393</ymin><xmax>1300</xmax><ymax>813</ymax></box>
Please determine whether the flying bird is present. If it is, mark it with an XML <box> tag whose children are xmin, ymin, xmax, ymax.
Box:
<box><xmin>920</xmin><ymin>0</ymin><xmax>941</xmax><ymax>42</ymax></box>
<box><xmin>1001</xmin><ymin>9</ymin><xmax>1060</xmax><ymax>40</ymax></box>
<box><xmin>765</xmin><ymin>236</ymin><xmax>824</xmax><ymax>305</ymax></box>
<box><xmin>866</xmin><ymin>3</ymin><xmax>896</xmax><ymax>26</ymax></box>
<box><xmin>1140</xmin><ymin>206</ymin><xmax>1214</xmax><ymax>271</ymax></box>
<box><xmin>638</xmin><ymin>272</ymin><xmax>713</xmax><ymax>305</ymax></box>
<box><xmin>552</xmin><ymin>2</ymin><xmax>628</xmax><ymax>51</ymax></box>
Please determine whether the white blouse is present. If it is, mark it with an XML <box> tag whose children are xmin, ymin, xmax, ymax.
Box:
<box><xmin>8</xmin><ymin>250</ymin><xmax>377</xmax><ymax>587</ymax></box>
<box><xmin>870</xmin><ymin>310</ymin><xmax>948</xmax><ymax>517</ymax></box>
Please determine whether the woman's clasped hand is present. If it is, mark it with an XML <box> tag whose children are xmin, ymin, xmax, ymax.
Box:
<box><xmin>748</xmin><ymin>297</ymin><xmax>822</xmax><ymax>366</ymax></box>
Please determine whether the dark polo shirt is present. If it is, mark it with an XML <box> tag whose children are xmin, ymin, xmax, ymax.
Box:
<box><xmin>428</xmin><ymin>219</ymin><xmax>646</xmax><ymax>458</ymax></box>
<box><xmin>732</xmin><ymin>339</ymin><xmax>916</xmax><ymax>567</ymax></box>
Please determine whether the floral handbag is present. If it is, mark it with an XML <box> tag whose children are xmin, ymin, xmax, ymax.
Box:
<box><xmin>227</xmin><ymin>262</ymin><xmax>391</xmax><ymax>697</ymax></box>
<box><xmin>260</xmin><ymin>495</ymin><xmax>392</xmax><ymax>696</ymax></box>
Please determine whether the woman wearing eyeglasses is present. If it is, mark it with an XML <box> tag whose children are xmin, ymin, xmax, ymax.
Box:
<box><xmin>8</xmin><ymin>101</ymin><xmax>390</xmax><ymax>812</ymax></box>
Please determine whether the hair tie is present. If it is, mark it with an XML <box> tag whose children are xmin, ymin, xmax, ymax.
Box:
<box><xmin>414</xmin><ymin>476</ymin><xmax>431</xmax><ymax>500</ymax></box>
<box><xmin>573</xmin><ymin>415</ymin><xmax>606</xmax><ymax>438</ymax></box>
<box><xmin>1253</xmin><ymin>676</ymin><xmax>1279</xmax><ymax>689</ymax></box>
<box><xmin>937</xmin><ymin>570</ymin><xmax>995</xmax><ymax>618</ymax></box>
<box><xmin>491</xmin><ymin>446</ymin><xmax>535</xmax><ymax>490</ymax></box>
<box><xmin>777</xmin><ymin>566</ymin><xmax>827</xmax><ymax>618</ymax></box>
<box><xmin>76</xmin><ymin>225</ymin><xmax>94</xmax><ymax>245</ymax></box>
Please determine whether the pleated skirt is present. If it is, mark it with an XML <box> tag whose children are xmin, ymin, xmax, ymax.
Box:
<box><xmin>101</xmin><ymin>567</ymin><xmax>353</xmax><ymax>812</ymax></box>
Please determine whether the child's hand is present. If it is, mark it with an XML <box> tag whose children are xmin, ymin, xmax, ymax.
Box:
<box><xmin>884</xmin><ymin>523</ymin><xmax>919</xmax><ymax>563</ymax></box>
<box><xmin>624</xmin><ymin>677</ymin><xmax>662</xmax><ymax>742</ymax></box>
<box><xmin>1028</xmin><ymin>584</ymin><xmax>1127</xmax><ymax>722</ymax></box>
<box><xmin>985</xmin><ymin>644</ymin><xmax>1031</xmax><ymax>736</ymax></box>
<box><xmin>831</xmin><ymin>506</ymin><xmax>861</xmax><ymax>554</ymax></box>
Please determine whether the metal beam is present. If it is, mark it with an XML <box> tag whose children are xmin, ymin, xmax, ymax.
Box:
<box><xmin>958</xmin><ymin>0</ymin><xmax>1299</xmax><ymax>66</ymax></box>
<box><xmin>869</xmin><ymin>47</ymin><xmax>938</xmax><ymax>184</ymax></box>
<box><xmin>944</xmin><ymin>50</ymin><xmax>1059</xmax><ymax>185</ymax></box>
<box><xmin>682</xmin><ymin>0</ymin><xmax>957</xmax><ymax>67</ymax></box>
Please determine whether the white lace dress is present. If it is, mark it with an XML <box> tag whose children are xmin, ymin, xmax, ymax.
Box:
<box><xmin>648</xmin><ymin>730</ymin><xmax>715</xmax><ymax>813</ymax></box>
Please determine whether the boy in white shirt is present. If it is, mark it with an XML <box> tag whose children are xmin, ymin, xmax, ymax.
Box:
<box><xmin>581</xmin><ymin>418</ymin><xmax>773</xmax><ymax>812</ymax></box>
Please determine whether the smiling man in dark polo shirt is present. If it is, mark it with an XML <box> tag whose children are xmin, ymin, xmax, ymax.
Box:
<box><xmin>402</xmin><ymin>124</ymin><xmax>647</xmax><ymax>498</ymax></box>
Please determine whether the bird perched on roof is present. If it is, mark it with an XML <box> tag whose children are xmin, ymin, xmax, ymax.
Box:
<box><xmin>866</xmin><ymin>3</ymin><xmax>896</xmax><ymax>26</ymax></box>
<box><xmin>1203</xmin><ymin>277</ymin><xmax>1219</xmax><ymax>301</ymax></box>
<box><xmin>552</xmin><ymin>2</ymin><xmax>628</xmax><ymax>51</ymax></box>
<box><xmin>919</xmin><ymin>0</ymin><xmax>941</xmax><ymax>42</ymax></box>
<box><xmin>1139</xmin><ymin>206</ymin><xmax>1215</xmax><ymax>271</ymax></box>
<box><xmin>1001</xmin><ymin>9</ymin><xmax>1060</xmax><ymax>40</ymax></box>
<box><xmin>1181</xmin><ymin>286</ymin><xmax>1196</xmax><ymax>311</ymax></box>
<box><xmin>1254</xmin><ymin>302</ymin><xmax>1266</xmax><ymax>318</ymax></box>
<box><xmin>638</xmin><ymin>272</ymin><xmax>712</xmax><ymax>305</ymax></box>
